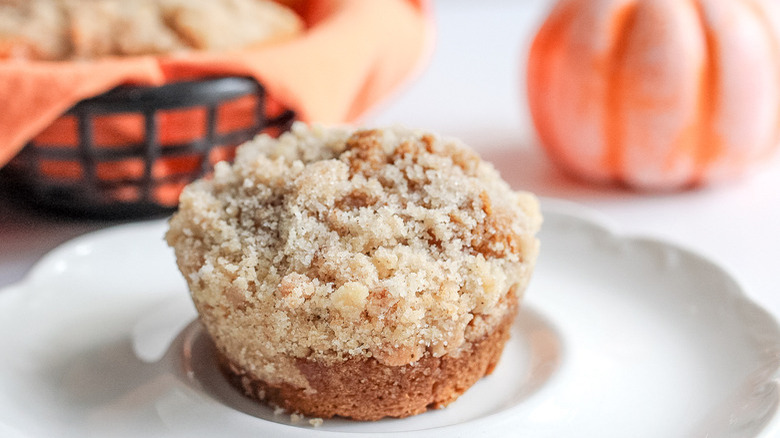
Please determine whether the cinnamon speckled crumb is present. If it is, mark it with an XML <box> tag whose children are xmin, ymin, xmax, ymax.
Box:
<box><xmin>166</xmin><ymin>122</ymin><xmax>541</xmax><ymax>389</ymax></box>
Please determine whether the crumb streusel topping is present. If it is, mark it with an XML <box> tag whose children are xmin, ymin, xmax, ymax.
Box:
<box><xmin>166</xmin><ymin>123</ymin><xmax>541</xmax><ymax>388</ymax></box>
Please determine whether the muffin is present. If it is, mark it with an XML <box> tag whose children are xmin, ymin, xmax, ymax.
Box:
<box><xmin>0</xmin><ymin>0</ymin><xmax>302</xmax><ymax>60</ymax></box>
<box><xmin>165</xmin><ymin>123</ymin><xmax>542</xmax><ymax>420</ymax></box>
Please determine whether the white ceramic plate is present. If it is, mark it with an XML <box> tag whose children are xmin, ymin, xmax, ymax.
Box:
<box><xmin>1</xmin><ymin>201</ymin><xmax>779</xmax><ymax>438</ymax></box>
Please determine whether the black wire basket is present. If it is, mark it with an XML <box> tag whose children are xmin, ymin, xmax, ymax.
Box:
<box><xmin>0</xmin><ymin>77</ymin><xmax>295</xmax><ymax>218</ymax></box>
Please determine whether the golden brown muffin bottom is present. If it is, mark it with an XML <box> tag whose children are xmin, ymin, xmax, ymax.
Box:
<box><xmin>217</xmin><ymin>299</ymin><xmax>519</xmax><ymax>421</ymax></box>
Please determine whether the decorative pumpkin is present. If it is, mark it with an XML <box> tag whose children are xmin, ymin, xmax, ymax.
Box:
<box><xmin>527</xmin><ymin>0</ymin><xmax>780</xmax><ymax>189</ymax></box>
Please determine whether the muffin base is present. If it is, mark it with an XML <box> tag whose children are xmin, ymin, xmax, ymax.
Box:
<box><xmin>217</xmin><ymin>300</ymin><xmax>519</xmax><ymax>421</ymax></box>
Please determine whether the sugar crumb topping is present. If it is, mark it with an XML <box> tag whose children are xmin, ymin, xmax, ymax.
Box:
<box><xmin>166</xmin><ymin>123</ymin><xmax>541</xmax><ymax>387</ymax></box>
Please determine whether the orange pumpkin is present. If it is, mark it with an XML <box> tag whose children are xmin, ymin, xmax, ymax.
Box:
<box><xmin>527</xmin><ymin>0</ymin><xmax>780</xmax><ymax>189</ymax></box>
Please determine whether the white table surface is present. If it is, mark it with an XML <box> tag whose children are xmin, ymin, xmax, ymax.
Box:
<box><xmin>1</xmin><ymin>0</ymin><xmax>779</xmax><ymax>326</ymax></box>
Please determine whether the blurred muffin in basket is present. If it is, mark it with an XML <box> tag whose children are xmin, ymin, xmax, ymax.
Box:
<box><xmin>0</xmin><ymin>0</ymin><xmax>303</xmax><ymax>60</ymax></box>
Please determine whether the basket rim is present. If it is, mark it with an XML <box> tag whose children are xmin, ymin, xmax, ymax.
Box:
<box><xmin>68</xmin><ymin>77</ymin><xmax>261</xmax><ymax>114</ymax></box>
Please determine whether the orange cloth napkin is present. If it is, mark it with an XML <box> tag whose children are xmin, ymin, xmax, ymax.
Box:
<box><xmin>0</xmin><ymin>0</ymin><xmax>433</xmax><ymax>168</ymax></box>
